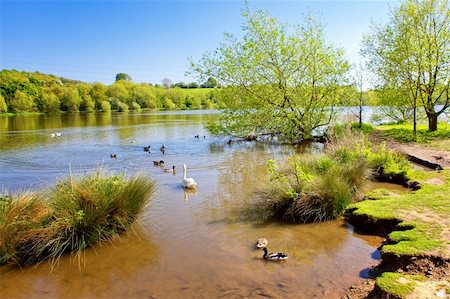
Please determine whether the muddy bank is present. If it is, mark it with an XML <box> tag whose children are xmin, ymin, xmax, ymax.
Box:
<box><xmin>343</xmin><ymin>210</ymin><xmax>450</xmax><ymax>298</ymax></box>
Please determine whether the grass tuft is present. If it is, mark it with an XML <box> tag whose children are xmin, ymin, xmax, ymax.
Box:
<box><xmin>0</xmin><ymin>170</ymin><xmax>156</xmax><ymax>266</ymax></box>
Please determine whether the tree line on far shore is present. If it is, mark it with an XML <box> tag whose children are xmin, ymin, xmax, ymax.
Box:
<box><xmin>0</xmin><ymin>70</ymin><xmax>221</xmax><ymax>113</ymax></box>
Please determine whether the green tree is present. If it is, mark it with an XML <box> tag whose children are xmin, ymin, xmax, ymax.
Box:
<box><xmin>115</xmin><ymin>73</ymin><xmax>132</xmax><ymax>82</ymax></box>
<box><xmin>39</xmin><ymin>92</ymin><xmax>60</xmax><ymax>113</ymax></box>
<box><xmin>201</xmin><ymin>77</ymin><xmax>217</xmax><ymax>88</ymax></box>
<box><xmin>0</xmin><ymin>93</ymin><xmax>7</xmax><ymax>113</ymax></box>
<box><xmin>363</xmin><ymin>0</ymin><xmax>450</xmax><ymax>132</ymax></box>
<box><xmin>190</xmin><ymin>9</ymin><xmax>349</xmax><ymax>142</ymax></box>
<box><xmin>60</xmin><ymin>88</ymin><xmax>81</xmax><ymax>112</ymax></box>
<box><xmin>9</xmin><ymin>90</ymin><xmax>34</xmax><ymax>112</ymax></box>
<box><xmin>100</xmin><ymin>100</ymin><xmax>111</xmax><ymax>112</ymax></box>
<box><xmin>90</xmin><ymin>83</ymin><xmax>108</xmax><ymax>109</ymax></box>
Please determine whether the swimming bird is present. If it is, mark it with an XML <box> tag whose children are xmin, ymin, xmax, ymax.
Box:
<box><xmin>50</xmin><ymin>132</ymin><xmax>62</xmax><ymax>138</ymax></box>
<box><xmin>110</xmin><ymin>154</ymin><xmax>117</xmax><ymax>159</ymax></box>
<box><xmin>143</xmin><ymin>145</ymin><xmax>151</xmax><ymax>152</ymax></box>
<box><xmin>164</xmin><ymin>165</ymin><xmax>176</xmax><ymax>173</ymax></box>
<box><xmin>256</xmin><ymin>238</ymin><xmax>268</xmax><ymax>249</ymax></box>
<box><xmin>153</xmin><ymin>160</ymin><xmax>165</xmax><ymax>166</ymax></box>
<box><xmin>194</xmin><ymin>135</ymin><xmax>199</xmax><ymax>138</ymax></box>
<box><xmin>262</xmin><ymin>247</ymin><xmax>288</xmax><ymax>261</ymax></box>
<box><xmin>182</xmin><ymin>164</ymin><xmax>197</xmax><ymax>189</ymax></box>
<box><xmin>160</xmin><ymin>144</ymin><xmax>166</xmax><ymax>154</ymax></box>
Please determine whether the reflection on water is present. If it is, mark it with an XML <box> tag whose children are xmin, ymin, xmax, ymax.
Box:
<box><xmin>0</xmin><ymin>111</ymin><xmax>382</xmax><ymax>298</ymax></box>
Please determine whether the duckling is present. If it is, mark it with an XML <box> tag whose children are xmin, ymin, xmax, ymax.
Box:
<box><xmin>164</xmin><ymin>165</ymin><xmax>176</xmax><ymax>173</ymax></box>
<box><xmin>110</xmin><ymin>154</ymin><xmax>117</xmax><ymax>159</ymax></box>
<box><xmin>160</xmin><ymin>144</ymin><xmax>166</xmax><ymax>154</ymax></box>
<box><xmin>153</xmin><ymin>160</ymin><xmax>165</xmax><ymax>166</ymax></box>
<box><xmin>256</xmin><ymin>238</ymin><xmax>268</xmax><ymax>249</ymax></box>
<box><xmin>262</xmin><ymin>247</ymin><xmax>288</xmax><ymax>261</ymax></box>
<box><xmin>143</xmin><ymin>145</ymin><xmax>151</xmax><ymax>152</ymax></box>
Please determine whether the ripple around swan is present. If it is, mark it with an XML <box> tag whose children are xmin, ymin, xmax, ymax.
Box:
<box><xmin>0</xmin><ymin>111</ymin><xmax>383</xmax><ymax>299</ymax></box>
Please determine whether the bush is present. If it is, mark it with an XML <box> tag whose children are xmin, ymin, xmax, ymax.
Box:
<box><xmin>0</xmin><ymin>170</ymin><xmax>156</xmax><ymax>266</ymax></box>
<box><xmin>368</xmin><ymin>143</ymin><xmax>411</xmax><ymax>183</ymax></box>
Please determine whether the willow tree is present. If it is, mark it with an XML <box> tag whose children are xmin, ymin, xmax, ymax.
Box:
<box><xmin>190</xmin><ymin>9</ymin><xmax>349</xmax><ymax>143</ymax></box>
<box><xmin>363</xmin><ymin>0</ymin><xmax>450</xmax><ymax>132</ymax></box>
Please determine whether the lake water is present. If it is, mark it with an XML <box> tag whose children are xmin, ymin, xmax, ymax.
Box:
<box><xmin>0</xmin><ymin>111</ymin><xmax>383</xmax><ymax>298</ymax></box>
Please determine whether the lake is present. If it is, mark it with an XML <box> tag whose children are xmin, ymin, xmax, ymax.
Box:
<box><xmin>0</xmin><ymin>111</ymin><xmax>382</xmax><ymax>298</ymax></box>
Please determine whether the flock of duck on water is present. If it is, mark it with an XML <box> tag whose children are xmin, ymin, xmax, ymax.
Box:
<box><xmin>111</xmin><ymin>143</ymin><xmax>198</xmax><ymax>189</ymax></box>
<box><xmin>51</xmin><ymin>132</ymin><xmax>288</xmax><ymax>261</ymax></box>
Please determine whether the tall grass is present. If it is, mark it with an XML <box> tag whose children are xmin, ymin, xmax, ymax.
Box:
<box><xmin>0</xmin><ymin>193</ymin><xmax>52</xmax><ymax>265</ymax></box>
<box><xmin>0</xmin><ymin>170</ymin><xmax>156</xmax><ymax>266</ymax></box>
<box><xmin>258</xmin><ymin>153</ymin><xmax>369</xmax><ymax>223</ymax></box>
<box><xmin>257</xmin><ymin>125</ymin><xmax>412</xmax><ymax>223</ymax></box>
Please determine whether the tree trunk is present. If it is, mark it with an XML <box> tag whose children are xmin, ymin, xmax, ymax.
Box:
<box><xmin>427</xmin><ymin>113</ymin><xmax>438</xmax><ymax>131</ymax></box>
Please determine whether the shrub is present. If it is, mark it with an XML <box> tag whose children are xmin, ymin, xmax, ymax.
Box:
<box><xmin>117</xmin><ymin>101</ymin><xmax>129</xmax><ymax>112</ymax></box>
<box><xmin>367</xmin><ymin>143</ymin><xmax>411</xmax><ymax>183</ymax></box>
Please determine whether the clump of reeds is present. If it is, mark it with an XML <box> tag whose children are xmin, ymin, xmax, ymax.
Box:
<box><xmin>257</xmin><ymin>125</ymin><xmax>411</xmax><ymax>223</ymax></box>
<box><xmin>258</xmin><ymin>152</ymin><xmax>369</xmax><ymax>223</ymax></box>
<box><xmin>1</xmin><ymin>170</ymin><xmax>156</xmax><ymax>266</ymax></box>
<box><xmin>0</xmin><ymin>193</ymin><xmax>52</xmax><ymax>265</ymax></box>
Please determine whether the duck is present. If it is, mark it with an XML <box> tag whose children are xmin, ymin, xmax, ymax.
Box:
<box><xmin>256</xmin><ymin>238</ymin><xmax>268</xmax><ymax>249</ymax></box>
<box><xmin>164</xmin><ymin>165</ymin><xmax>176</xmax><ymax>173</ymax></box>
<box><xmin>262</xmin><ymin>247</ymin><xmax>288</xmax><ymax>261</ymax></box>
<box><xmin>194</xmin><ymin>135</ymin><xmax>199</xmax><ymax>138</ymax></box>
<box><xmin>160</xmin><ymin>144</ymin><xmax>166</xmax><ymax>154</ymax></box>
<box><xmin>182</xmin><ymin>164</ymin><xmax>197</xmax><ymax>189</ymax></box>
<box><xmin>143</xmin><ymin>145</ymin><xmax>151</xmax><ymax>152</ymax></box>
<box><xmin>110</xmin><ymin>154</ymin><xmax>117</xmax><ymax>159</ymax></box>
<box><xmin>153</xmin><ymin>160</ymin><xmax>165</xmax><ymax>166</ymax></box>
<box><xmin>50</xmin><ymin>132</ymin><xmax>62</xmax><ymax>138</ymax></box>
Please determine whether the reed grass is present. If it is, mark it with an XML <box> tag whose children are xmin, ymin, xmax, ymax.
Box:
<box><xmin>257</xmin><ymin>125</ymin><xmax>411</xmax><ymax>223</ymax></box>
<box><xmin>1</xmin><ymin>170</ymin><xmax>156</xmax><ymax>266</ymax></box>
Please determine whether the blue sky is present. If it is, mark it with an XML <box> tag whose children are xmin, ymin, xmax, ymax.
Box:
<box><xmin>1</xmin><ymin>0</ymin><xmax>397</xmax><ymax>85</ymax></box>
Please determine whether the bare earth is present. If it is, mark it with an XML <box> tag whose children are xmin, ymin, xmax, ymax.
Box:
<box><xmin>370</xmin><ymin>131</ymin><xmax>450</xmax><ymax>169</ymax></box>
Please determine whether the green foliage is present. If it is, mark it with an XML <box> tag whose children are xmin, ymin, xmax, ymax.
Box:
<box><xmin>0</xmin><ymin>93</ymin><xmax>7</xmax><ymax>113</ymax></box>
<box><xmin>376</xmin><ymin>272</ymin><xmax>426</xmax><ymax>298</ymax></box>
<box><xmin>115</xmin><ymin>73</ymin><xmax>132</xmax><ymax>82</ymax></box>
<box><xmin>367</xmin><ymin>143</ymin><xmax>411</xmax><ymax>183</ymax></box>
<box><xmin>0</xmin><ymin>170</ymin><xmax>156</xmax><ymax>266</ymax></box>
<box><xmin>130</xmin><ymin>102</ymin><xmax>141</xmax><ymax>111</ymax></box>
<box><xmin>100</xmin><ymin>100</ymin><xmax>111</xmax><ymax>112</ymax></box>
<box><xmin>60</xmin><ymin>88</ymin><xmax>81</xmax><ymax>112</ymax></box>
<box><xmin>117</xmin><ymin>101</ymin><xmax>129</xmax><ymax>112</ymax></box>
<box><xmin>9</xmin><ymin>90</ymin><xmax>34</xmax><ymax>112</ymax></box>
<box><xmin>363</xmin><ymin>0</ymin><xmax>450</xmax><ymax>131</ymax></box>
<box><xmin>190</xmin><ymin>9</ymin><xmax>350</xmax><ymax>143</ymax></box>
<box><xmin>0</xmin><ymin>70</ymin><xmax>219</xmax><ymax>113</ymax></box>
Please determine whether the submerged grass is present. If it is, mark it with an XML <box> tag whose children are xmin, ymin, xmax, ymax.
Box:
<box><xmin>0</xmin><ymin>170</ymin><xmax>156</xmax><ymax>266</ymax></box>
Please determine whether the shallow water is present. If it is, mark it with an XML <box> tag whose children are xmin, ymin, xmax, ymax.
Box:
<box><xmin>0</xmin><ymin>111</ymin><xmax>382</xmax><ymax>298</ymax></box>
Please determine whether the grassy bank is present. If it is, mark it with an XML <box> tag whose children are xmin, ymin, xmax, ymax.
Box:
<box><xmin>0</xmin><ymin>170</ymin><xmax>156</xmax><ymax>266</ymax></box>
<box><xmin>376</xmin><ymin>123</ymin><xmax>450</xmax><ymax>151</ymax></box>
<box><xmin>346</xmin><ymin>169</ymin><xmax>450</xmax><ymax>297</ymax></box>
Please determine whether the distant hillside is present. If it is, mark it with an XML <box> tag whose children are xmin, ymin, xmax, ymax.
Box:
<box><xmin>0</xmin><ymin>70</ymin><xmax>220</xmax><ymax>113</ymax></box>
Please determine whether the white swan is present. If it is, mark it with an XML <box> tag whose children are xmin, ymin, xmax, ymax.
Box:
<box><xmin>182</xmin><ymin>164</ymin><xmax>197</xmax><ymax>189</ymax></box>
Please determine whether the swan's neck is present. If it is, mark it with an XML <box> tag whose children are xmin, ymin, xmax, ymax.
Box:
<box><xmin>183</xmin><ymin>165</ymin><xmax>187</xmax><ymax>180</ymax></box>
